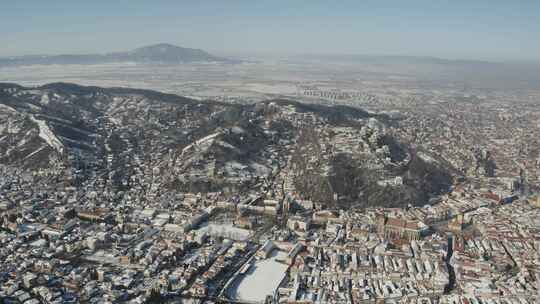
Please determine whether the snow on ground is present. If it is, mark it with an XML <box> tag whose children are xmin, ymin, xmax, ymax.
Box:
<box><xmin>196</xmin><ymin>222</ymin><xmax>251</xmax><ymax>241</ymax></box>
<box><xmin>418</xmin><ymin>151</ymin><xmax>436</xmax><ymax>163</ymax></box>
<box><xmin>0</xmin><ymin>103</ymin><xmax>17</xmax><ymax>113</ymax></box>
<box><xmin>23</xmin><ymin>145</ymin><xmax>47</xmax><ymax>160</ymax></box>
<box><xmin>40</xmin><ymin>93</ymin><xmax>50</xmax><ymax>105</ymax></box>
<box><xmin>196</xmin><ymin>132</ymin><xmax>221</xmax><ymax>145</ymax></box>
<box><xmin>225</xmin><ymin>161</ymin><xmax>247</xmax><ymax>171</ymax></box>
<box><xmin>249</xmin><ymin>162</ymin><xmax>271</xmax><ymax>176</ymax></box>
<box><xmin>228</xmin><ymin>250</ymin><xmax>289</xmax><ymax>303</ymax></box>
<box><xmin>107</xmin><ymin>116</ymin><xmax>122</xmax><ymax>126</ymax></box>
<box><xmin>182</xmin><ymin>131</ymin><xmax>222</xmax><ymax>154</ymax></box>
<box><xmin>244</xmin><ymin>83</ymin><xmax>297</xmax><ymax>95</ymax></box>
<box><xmin>216</xmin><ymin>140</ymin><xmax>241</xmax><ymax>154</ymax></box>
<box><xmin>30</xmin><ymin>116</ymin><xmax>63</xmax><ymax>153</ymax></box>
<box><xmin>231</xmin><ymin>126</ymin><xmax>246</xmax><ymax>134</ymax></box>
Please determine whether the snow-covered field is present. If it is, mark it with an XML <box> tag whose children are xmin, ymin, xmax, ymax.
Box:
<box><xmin>244</xmin><ymin>83</ymin><xmax>297</xmax><ymax>94</ymax></box>
<box><xmin>228</xmin><ymin>250</ymin><xmax>289</xmax><ymax>303</ymax></box>
<box><xmin>0</xmin><ymin>61</ymin><xmax>335</xmax><ymax>100</ymax></box>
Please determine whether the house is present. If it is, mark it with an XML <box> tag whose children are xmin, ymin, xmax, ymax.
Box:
<box><xmin>288</xmin><ymin>216</ymin><xmax>311</xmax><ymax>232</ymax></box>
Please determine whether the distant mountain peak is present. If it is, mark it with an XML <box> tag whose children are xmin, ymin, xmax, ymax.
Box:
<box><xmin>133</xmin><ymin>43</ymin><xmax>185</xmax><ymax>51</ymax></box>
<box><xmin>131</xmin><ymin>43</ymin><xmax>195</xmax><ymax>54</ymax></box>
<box><xmin>0</xmin><ymin>43</ymin><xmax>233</xmax><ymax>66</ymax></box>
<box><xmin>128</xmin><ymin>43</ymin><xmax>221</xmax><ymax>62</ymax></box>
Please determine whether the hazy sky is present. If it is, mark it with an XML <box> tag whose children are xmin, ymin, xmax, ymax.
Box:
<box><xmin>1</xmin><ymin>0</ymin><xmax>539</xmax><ymax>61</ymax></box>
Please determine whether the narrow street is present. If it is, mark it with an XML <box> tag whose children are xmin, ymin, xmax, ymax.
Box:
<box><xmin>444</xmin><ymin>233</ymin><xmax>456</xmax><ymax>293</ymax></box>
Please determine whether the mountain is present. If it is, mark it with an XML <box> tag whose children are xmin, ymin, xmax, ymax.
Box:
<box><xmin>0</xmin><ymin>82</ymin><xmax>453</xmax><ymax>208</ymax></box>
<box><xmin>124</xmin><ymin>43</ymin><xmax>224</xmax><ymax>62</ymax></box>
<box><xmin>0</xmin><ymin>43</ymin><xmax>232</xmax><ymax>66</ymax></box>
<box><xmin>288</xmin><ymin>53</ymin><xmax>497</xmax><ymax>66</ymax></box>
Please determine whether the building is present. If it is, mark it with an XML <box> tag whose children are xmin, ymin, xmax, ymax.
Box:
<box><xmin>287</xmin><ymin>216</ymin><xmax>311</xmax><ymax>232</ymax></box>
<box><xmin>376</xmin><ymin>215</ymin><xmax>427</xmax><ymax>241</ymax></box>
<box><xmin>257</xmin><ymin>240</ymin><xmax>276</xmax><ymax>259</ymax></box>
<box><xmin>448</xmin><ymin>213</ymin><xmax>464</xmax><ymax>233</ymax></box>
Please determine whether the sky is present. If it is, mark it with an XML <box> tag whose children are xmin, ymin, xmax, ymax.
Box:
<box><xmin>1</xmin><ymin>0</ymin><xmax>539</xmax><ymax>61</ymax></box>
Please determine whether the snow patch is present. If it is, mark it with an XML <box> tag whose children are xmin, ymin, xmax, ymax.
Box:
<box><xmin>25</xmin><ymin>103</ymin><xmax>42</xmax><ymax>111</ymax></box>
<box><xmin>225</xmin><ymin>161</ymin><xmax>247</xmax><ymax>171</ymax></box>
<box><xmin>231</xmin><ymin>126</ymin><xmax>246</xmax><ymax>134</ymax></box>
<box><xmin>23</xmin><ymin>145</ymin><xmax>47</xmax><ymax>160</ymax></box>
<box><xmin>182</xmin><ymin>131</ymin><xmax>222</xmax><ymax>153</ymax></box>
<box><xmin>229</xmin><ymin>250</ymin><xmax>288</xmax><ymax>302</ymax></box>
<box><xmin>250</xmin><ymin>162</ymin><xmax>271</xmax><ymax>176</ymax></box>
<box><xmin>109</xmin><ymin>117</ymin><xmax>121</xmax><ymax>125</ymax></box>
<box><xmin>30</xmin><ymin>116</ymin><xmax>63</xmax><ymax>153</ymax></box>
<box><xmin>0</xmin><ymin>104</ymin><xmax>17</xmax><ymax>113</ymax></box>
<box><xmin>216</xmin><ymin>140</ymin><xmax>241</xmax><ymax>153</ymax></box>
<box><xmin>40</xmin><ymin>93</ymin><xmax>50</xmax><ymax>105</ymax></box>
<box><xmin>418</xmin><ymin>152</ymin><xmax>436</xmax><ymax>163</ymax></box>
<box><xmin>196</xmin><ymin>132</ymin><xmax>221</xmax><ymax>145</ymax></box>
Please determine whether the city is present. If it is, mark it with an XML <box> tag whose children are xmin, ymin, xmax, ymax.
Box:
<box><xmin>1</xmin><ymin>1</ymin><xmax>540</xmax><ymax>304</ymax></box>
